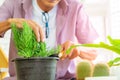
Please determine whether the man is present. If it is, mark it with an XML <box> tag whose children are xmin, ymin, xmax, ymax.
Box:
<box><xmin>0</xmin><ymin>0</ymin><xmax>98</xmax><ymax>80</ymax></box>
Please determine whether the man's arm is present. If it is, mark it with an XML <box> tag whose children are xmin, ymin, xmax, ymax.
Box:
<box><xmin>0</xmin><ymin>20</ymin><xmax>10</xmax><ymax>34</ymax></box>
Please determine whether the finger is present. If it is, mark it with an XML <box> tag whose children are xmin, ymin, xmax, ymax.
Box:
<box><xmin>28</xmin><ymin>20</ymin><xmax>44</xmax><ymax>41</ymax></box>
<box><xmin>68</xmin><ymin>48</ymin><xmax>79</xmax><ymax>60</ymax></box>
<box><xmin>38</xmin><ymin>26</ymin><xmax>45</xmax><ymax>42</ymax></box>
<box><xmin>16</xmin><ymin>24</ymin><xmax>23</xmax><ymax>28</ymax></box>
<box><xmin>79</xmin><ymin>51</ymin><xmax>97</xmax><ymax>60</ymax></box>
<box><xmin>8</xmin><ymin>18</ymin><xmax>26</xmax><ymax>28</ymax></box>
<box><xmin>29</xmin><ymin>20</ymin><xmax>45</xmax><ymax>42</ymax></box>
<box><xmin>60</xmin><ymin>41</ymin><xmax>71</xmax><ymax>58</ymax></box>
<box><xmin>60</xmin><ymin>41</ymin><xmax>74</xmax><ymax>60</ymax></box>
<box><xmin>79</xmin><ymin>51</ymin><xmax>90</xmax><ymax>60</ymax></box>
<box><xmin>27</xmin><ymin>20</ymin><xmax>41</xmax><ymax>42</ymax></box>
<box><xmin>61</xmin><ymin>41</ymin><xmax>73</xmax><ymax>51</ymax></box>
<box><xmin>59</xmin><ymin>51</ymin><xmax>67</xmax><ymax>60</ymax></box>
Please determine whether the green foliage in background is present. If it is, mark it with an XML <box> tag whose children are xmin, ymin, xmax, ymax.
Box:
<box><xmin>66</xmin><ymin>36</ymin><xmax>120</xmax><ymax>67</ymax></box>
<box><xmin>76</xmin><ymin>60</ymin><xmax>92</xmax><ymax>80</ymax></box>
<box><xmin>11</xmin><ymin>22</ymin><xmax>61</xmax><ymax>58</ymax></box>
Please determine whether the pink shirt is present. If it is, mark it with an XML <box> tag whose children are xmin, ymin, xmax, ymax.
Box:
<box><xmin>0</xmin><ymin>0</ymin><xmax>98</xmax><ymax>79</ymax></box>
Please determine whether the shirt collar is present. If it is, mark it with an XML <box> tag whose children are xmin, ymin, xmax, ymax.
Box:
<box><xmin>19</xmin><ymin>0</ymin><xmax>69</xmax><ymax>14</ymax></box>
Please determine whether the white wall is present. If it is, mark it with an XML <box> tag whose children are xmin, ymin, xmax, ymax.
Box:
<box><xmin>83</xmin><ymin>0</ymin><xmax>110</xmax><ymax>42</ymax></box>
<box><xmin>0</xmin><ymin>0</ymin><xmax>10</xmax><ymax>58</ymax></box>
<box><xmin>0</xmin><ymin>0</ymin><xmax>4</xmax><ymax>5</ymax></box>
<box><xmin>82</xmin><ymin>0</ymin><xmax>112</xmax><ymax>61</ymax></box>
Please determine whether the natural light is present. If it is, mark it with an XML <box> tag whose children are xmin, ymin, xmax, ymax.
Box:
<box><xmin>0</xmin><ymin>0</ymin><xmax>120</xmax><ymax>80</ymax></box>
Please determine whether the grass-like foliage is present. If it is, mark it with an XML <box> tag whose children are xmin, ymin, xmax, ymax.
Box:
<box><xmin>11</xmin><ymin>22</ymin><xmax>61</xmax><ymax>58</ymax></box>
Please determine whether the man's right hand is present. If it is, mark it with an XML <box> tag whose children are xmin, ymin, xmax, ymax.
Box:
<box><xmin>8</xmin><ymin>18</ymin><xmax>45</xmax><ymax>42</ymax></box>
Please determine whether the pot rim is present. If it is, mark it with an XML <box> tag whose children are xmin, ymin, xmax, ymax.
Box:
<box><xmin>12</xmin><ymin>57</ymin><xmax>59</xmax><ymax>61</ymax></box>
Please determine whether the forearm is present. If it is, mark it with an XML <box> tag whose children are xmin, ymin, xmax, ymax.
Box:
<box><xmin>0</xmin><ymin>20</ymin><xmax>10</xmax><ymax>34</ymax></box>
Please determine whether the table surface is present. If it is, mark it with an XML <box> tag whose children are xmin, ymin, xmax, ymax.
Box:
<box><xmin>0</xmin><ymin>68</ymin><xmax>8</xmax><ymax>72</ymax></box>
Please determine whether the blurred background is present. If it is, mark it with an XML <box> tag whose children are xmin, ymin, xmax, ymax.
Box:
<box><xmin>0</xmin><ymin>0</ymin><xmax>120</xmax><ymax>79</ymax></box>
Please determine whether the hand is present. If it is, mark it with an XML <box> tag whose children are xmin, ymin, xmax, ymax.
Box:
<box><xmin>8</xmin><ymin>18</ymin><xmax>44</xmax><ymax>42</ymax></box>
<box><xmin>59</xmin><ymin>41</ymin><xmax>97</xmax><ymax>60</ymax></box>
<box><xmin>79</xmin><ymin>49</ymin><xmax>97</xmax><ymax>61</ymax></box>
<box><xmin>59</xmin><ymin>41</ymin><xmax>79</xmax><ymax>60</ymax></box>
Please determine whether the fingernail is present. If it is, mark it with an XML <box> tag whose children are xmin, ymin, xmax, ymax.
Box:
<box><xmin>37</xmin><ymin>39</ymin><xmax>40</xmax><ymax>42</ymax></box>
<box><xmin>42</xmin><ymin>38</ymin><xmax>45</xmax><ymax>42</ymax></box>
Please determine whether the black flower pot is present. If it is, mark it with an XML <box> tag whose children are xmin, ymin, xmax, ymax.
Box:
<box><xmin>14</xmin><ymin>57</ymin><xmax>58</xmax><ymax>80</ymax></box>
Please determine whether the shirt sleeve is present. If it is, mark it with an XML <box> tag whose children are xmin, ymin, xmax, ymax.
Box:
<box><xmin>0</xmin><ymin>0</ymin><xmax>13</xmax><ymax>37</ymax></box>
<box><xmin>76</xmin><ymin>5</ymin><xmax>99</xmax><ymax>44</ymax></box>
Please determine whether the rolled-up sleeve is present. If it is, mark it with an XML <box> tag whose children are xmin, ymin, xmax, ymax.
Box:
<box><xmin>0</xmin><ymin>0</ymin><xmax>13</xmax><ymax>37</ymax></box>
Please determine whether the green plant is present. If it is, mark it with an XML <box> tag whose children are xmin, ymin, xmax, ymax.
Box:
<box><xmin>76</xmin><ymin>60</ymin><xmax>93</xmax><ymax>80</ymax></box>
<box><xmin>66</xmin><ymin>36</ymin><xmax>120</xmax><ymax>67</ymax></box>
<box><xmin>11</xmin><ymin>22</ymin><xmax>61</xmax><ymax>58</ymax></box>
<box><xmin>92</xmin><ymin>63</ymin><xmax>110</xmax><ymax>77</ymax></box>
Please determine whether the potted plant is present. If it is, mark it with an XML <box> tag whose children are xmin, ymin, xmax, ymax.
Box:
<box><xmin>76</xmin><ymin>60</ymin><xmax>93</xmax><ymax>80</ymax></box>
<box><xmin>75</xmin><ymin>56</ymin><xmax>117</xmax><ymax>80</ymax></box>
<box><xmin>85</xmin><ymin>63</ymin><xmax>117</xmax><ymax>80</ymax></box>
<box><xmin>11</xmin><ymin>22</ymin><xmax>61</xmax><ymax>80</ymax></box>
<box><xmin>66</xmin><ymin>36</ymin><xmax>120</xmax><ymax>80</ymax></box>
<box><xmin>77</xmin><ymin>35</ymin><xmax>120</xmax><ymax>78</ymax></box>
<box><xmin>75</xmin><ymin>60</ymin><xmax>117</xmax><ymax>80</ymax></box>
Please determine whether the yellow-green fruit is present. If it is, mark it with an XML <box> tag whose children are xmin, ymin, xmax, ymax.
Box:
<box><xmin>76</xmin><ymin>60</ymin><xmax>93</xmax><ymax>80</ymax></box>
<box><xmin>93</xmin><ymin>63</ymin><xmax>110</xmax><ymax>77</ymax></box>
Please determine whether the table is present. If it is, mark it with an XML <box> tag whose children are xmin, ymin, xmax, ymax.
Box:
<box><xmin>0</xmin><ymin>68</ymin><xmax>8</xmax><ymax>80</ymax></box>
